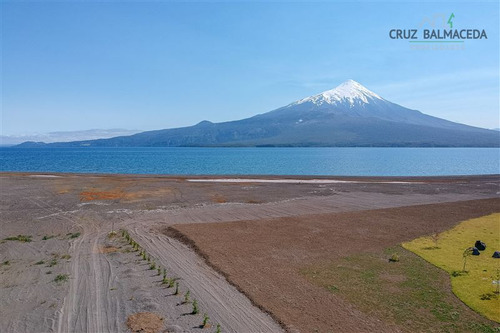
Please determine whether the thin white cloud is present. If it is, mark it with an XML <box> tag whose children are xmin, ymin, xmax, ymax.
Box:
<box><xmin>0</xmin><ymin>129</ymin><xmax>142</xmax><ymax>145</ymax></box>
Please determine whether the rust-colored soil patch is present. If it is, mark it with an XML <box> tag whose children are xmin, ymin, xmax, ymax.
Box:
<box><xmin>126</xmin><ymin>312</ymin><xmax>164</xmax><ymax>333</ymax></box>
<box><xmin>167</xmin><ymin>198</ymin><xmax>500</xmax><ymax>333</ymax></box>
<box><xmin>211</xmin><ymin>194</ymin><xmax>227</xmax><ymax>203</ymax></box>
<box><xmin>80</xmin><ymin>187</ymin><xmax>174</xmax><ymax>202</ymax></box>
<box><xmin>80</xmin><ymin>190</ymin><xmax>125</xmax><ymax>201</ymax></box>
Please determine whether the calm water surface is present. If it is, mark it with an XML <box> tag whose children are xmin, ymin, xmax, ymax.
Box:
<box><xmin>0</xmin><ymin>147</ymin><xmax>499</xmax><ymax>176</ymax></box>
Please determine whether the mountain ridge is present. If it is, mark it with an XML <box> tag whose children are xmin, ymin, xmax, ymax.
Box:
<box><xmin>17</xmin><ymin>80</ymin><xmax>500</xmax><ymax>148</ymax></box>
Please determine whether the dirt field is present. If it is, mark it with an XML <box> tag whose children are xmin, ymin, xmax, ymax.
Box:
<box><xmin>168</xmin><ymin>199</ymin><xmax>500</xmax><ymax>332</ymax></box>
<box><xmin>0</xmin><ymin>173</ymin><xmax>499</xmax><ymax>332</ymax></box>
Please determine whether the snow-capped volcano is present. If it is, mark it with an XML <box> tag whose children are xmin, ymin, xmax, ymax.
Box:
<box><xmin>22</xmin><ymin>80</ymin><xmax>499</xmax><ymax>148</ymax></box>
<box><xmin>293</xmin><ymin>79</ymin><xmax>384</xmax><ymax>107</ymax></box>
<box><xmin>256</xmin><ymin>78</ymin><xmax>492</xmax><ymax>133</ymax></box>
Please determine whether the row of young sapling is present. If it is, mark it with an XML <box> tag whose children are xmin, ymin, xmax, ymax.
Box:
<box><xmin>120</xmin><ymin>229</ymin><xmax>221</xmax><ymax>332</ymax></box>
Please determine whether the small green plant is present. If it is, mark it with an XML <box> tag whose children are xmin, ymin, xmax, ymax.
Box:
<box><xmin>215</xmin><ymin>323</ymin><xmax>221</xmax><ymax>333</ymax></box>
<box><xmin>61</xmin><ymin>254</ymin><xmax>71</xmax><ymax>260</ymax></box>
<box><xmin>450</xmin><ymin>311</ymin><xmax>460</xmax><ymax>320</ymax></box>
<box><xmin>163</xmin><ymin>268</ymin><xmax>167</xmax><ymax>278</ymax></box>
<box><xmin>451</xmin><ymin>270</ymin><xmax>468</xmax><ymax>277</ymax></box>
<box><xmin>327</xmin><ymin>285</ymin><xmax>339</xmax><ymax>292</ymax></box>
<box><xmin>175</xmin><ymin>282</ymin><xmax>180</xmax><ymax>295</ymax></box>
<box><xmin>68</xmin><ymin>232</ymin><xmax>81</xmax><ymax>239</ymax></box>
<box><xmin>47</xmin><ymin>258</ymin><xmax>58</xmax><ymax>267</ymax></box>
<box><xmin>147</xmin><ymin>255</ymin><xmax>151</xmax><ymax>262</ymax></box>
<box><xmin>54</xmin><ymin>274</ymin><xmax>69</xmax><ymax>283</ymax></box>
<box><xmin>142</xmin><ymin>252</ymin><xmax>147</xmax><ymax>260</ymax></box>
<box><xmin>150</xmin><ymin>262</ymin><xmax>156</xmax><ymax>270</ymax></box>
<box><xmin>46</xmin><ymin>270</ymin><xmax>52</xmax><ymax>274</ymax></box>
<box><xmin>389</xmin><ymin>253</ymin><xmax>400</xmax><ymax>262</ymax></box>
<box><xmin>192</xmin><ymin>299</ymin><xmax>199</xmax><ymax>314</ymax></box>
<box><xmin>168</xmin><ymin>279</ymin><xmax>175</xmax><ymax>288</ymax></box>
<box><xmin>202</xmin><ymin>313</ymin><xmax>209</xmax><ymax>328</ymax></box>
<box><xmin>42</xmin><ymin>235</ymin><xmax>55</xmax><ymax>240</ymax></box>
<box><xmin>35</xmin><ymin>260</ymin><xmax>45</xmax><ymax>265</ymax></box>
<box><xmin>184</xmin><ymin>290</ymin><xmax>190</xmax><ymax>303</ymax></box>
<box><xmin>479</xmin><ymin>292</ymin><xmax>498</xmax><ymax>301</ymax></box>
<box><xmin>4</xmin><ymin>235</ymin><xmax>32</xmax><ymax>242</ymax></box>
<box><xmin>462</xmin><ymin>247</ymin><xmax>474</xmax><ymax>272</ymax></box>
<box><xmin>162</xmin><ymin>276</ymin><xmax>169</xmax><ymax>284</ymax></box>
<box><xmin>157</xmin><ymin>267</ymin><xmax>161</xmax><ymax>276</ymax></box>
<box><xmin>2</xmin><ymin>260</ymin><xmax>10</xmax><ymax>266</ymax></box>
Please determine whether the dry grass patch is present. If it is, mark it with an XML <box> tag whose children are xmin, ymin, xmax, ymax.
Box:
<box><xmin>4</xmin><ymin>235</ymin><xmax>32</xmax><ymax>242</ymax></box>
<box><xmin>126</xmin><ymin>312</ymin><xmax>164</xmax><ymax>333</ymax></box>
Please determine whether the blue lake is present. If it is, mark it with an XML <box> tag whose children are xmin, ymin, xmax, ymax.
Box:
<box><xmin>0</xmin><ymin>147</ymin><xmax>499</xmax><ymax>176</ymax></box>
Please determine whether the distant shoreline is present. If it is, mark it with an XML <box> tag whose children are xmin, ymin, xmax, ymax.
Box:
<box><xmin>1</xmin><ymin>171</ymin><xmax>499</xmax><ymax>182</ymax></box>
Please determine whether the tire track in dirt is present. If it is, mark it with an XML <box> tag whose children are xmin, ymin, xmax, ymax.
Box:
<box><xmin>130</xmin><ymin>227</ymin><xmax>284</xmax><ymax>333</ymax></box>
<box><xmin>24</xmin><ymin>192</ymin><xmax>120</xmax><ymax>333</ymax></box>
<box><xmin>30</xmin><ymin>194</ymin><xmax>102</xmax><ymax>333</ymax></box>
<box><xmin>5</xmin><ymin>190</ymin><xmax>123</xmax><ymax>333</ymax></box>
<box><xmin>57</xmin><ymin>223</ymin><xmax>120</xmax><ymax>333</ymax></box>
<box><xmin>134</xmin><ymin>191</ymin><xmax>494</xmax><ymax>227</ymax></box>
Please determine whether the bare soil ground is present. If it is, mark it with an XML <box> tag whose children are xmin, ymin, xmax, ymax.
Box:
<box><xmin>0</xmin><ymin>173</ymin><xmax>499</xmax><ymax>332</ymax></box>
<box><xmin>126</xmin><ymin>312</ymin><xmax>164</xmax><ymax>333</ymax></box>
<box><xmin>166</xmin><ymin>199</ymin><xmax>500</xmax><ymax>333</ymax></box>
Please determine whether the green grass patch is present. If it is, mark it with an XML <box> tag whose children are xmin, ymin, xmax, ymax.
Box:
<box><xmin>403</xmin><ymin>213</ymin><xmax>500</xmax><ymax>322</ymax></box>
<box><xmin>54</xmin><ymin>274</ymin><xmax>69</xmax><ymax>283</ymax></box>
<box><xmin>47</xmin><ymin>258</ymin><xmax>58</xmax><ymax>267</ymax></box>
<box><xmin>301</xmin><ymin>246</ymin><xmax>499</xmax><ymax>332</ymax></box>
<box><xmin>4</xmin><ymin>235</ymin><xmax>32</xmax><ymax>242</ymax></box>
<box><xmin>68</xmin><ymin>232</ymin><xmax>81</xmax><ymax>239</ymax></box>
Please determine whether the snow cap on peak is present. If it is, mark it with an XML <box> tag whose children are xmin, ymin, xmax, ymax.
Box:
<box><xmin>295</xmin><ymin>80</ymin><xmax>384</xmax><ymax>106</ymax></box>
<box><xmin>340</xmin><ymin>79</ymin><xmax>362</xmax><ymax>85</ymax></box>
<box><xmin>337</xmin><ymin>79</ymin><xmax>366</xmax><ymax>90</ymax></box>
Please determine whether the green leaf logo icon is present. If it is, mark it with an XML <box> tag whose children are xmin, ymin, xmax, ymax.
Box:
<box><xmin>447</xmin><ymin>13</ymin><xmax>455</xmax><ymax>29</ymax></box>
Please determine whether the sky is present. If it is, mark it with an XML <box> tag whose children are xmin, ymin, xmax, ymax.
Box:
<box><xmin>1</xmin><ymin>1</ymin><xmax>499</xmax><ymax>137</ymax></box>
